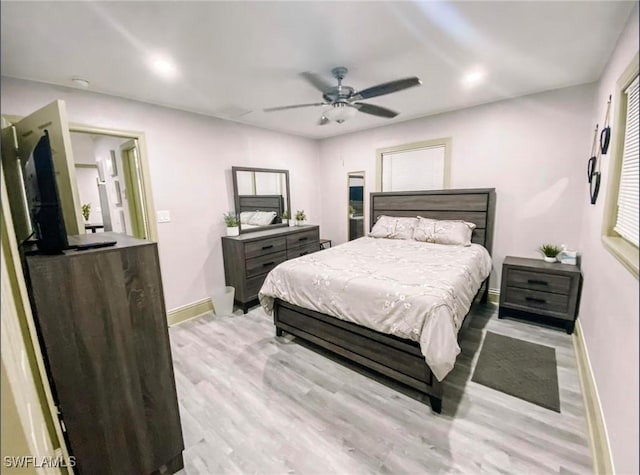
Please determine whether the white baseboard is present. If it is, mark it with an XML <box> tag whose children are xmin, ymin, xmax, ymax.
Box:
<box><xmin>167</xmin><ymin>297</ymin><xmax>213</xmax><ymax>326</ymax></box>
<box><xmin>573</xmin><ymin>320</ymin><xmax>614</xmax><ymax>475</ymax></box>
<box><xmin>487</xmin><ymin>288</ymin><xmax>500</xmax><ymax>304</ymax></box>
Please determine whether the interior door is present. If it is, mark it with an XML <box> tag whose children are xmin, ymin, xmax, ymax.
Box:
<box><xmin>120</xmin><ymin>140</ymin><xmax>149</xmax><ymax>239</ymax></box>
<box><xmin>1</xmin><ymin>100</ymin><xmax>83</xmax><ymax>241</ymax></box>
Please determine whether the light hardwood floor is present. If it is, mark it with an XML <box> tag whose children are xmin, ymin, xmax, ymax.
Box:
<box><xmin>170</xmin><ymin>304</ymin><xmax>592</xmax><ymax>474</ymax></box>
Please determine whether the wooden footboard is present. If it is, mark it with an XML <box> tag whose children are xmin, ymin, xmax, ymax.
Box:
<box><xmin>273</xmin><ymin>299</ymin><xmax>443</xmax><ymax>413</ymax></box>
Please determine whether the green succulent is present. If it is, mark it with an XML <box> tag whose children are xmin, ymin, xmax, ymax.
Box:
<box><xmin>538</xmin><ymin>244</ymin><xmax>562</xmax><ymax>258</ymax></box>
<box><xmin>223</xmin><ymin>212</ymin><xmax>238</xmax><ymax>227</ymax></box>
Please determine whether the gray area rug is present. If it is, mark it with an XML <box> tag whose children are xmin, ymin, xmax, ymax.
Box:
<box><xmin>472</xmin><ymin>331</ymin><xmax>560</xmax><ymax>412</ymax></box>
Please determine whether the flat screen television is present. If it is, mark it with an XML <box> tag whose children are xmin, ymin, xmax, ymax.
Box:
<box><xmin>22</xmin><ymin>130</ymin><xmax>69</xmax><ymax>254</ymax></box>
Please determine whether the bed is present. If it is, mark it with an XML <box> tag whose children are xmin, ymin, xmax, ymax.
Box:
<box><xmin>259</xmin><ymin>188</ymin><xmax>496</xmax><ymax>413</ymax></box>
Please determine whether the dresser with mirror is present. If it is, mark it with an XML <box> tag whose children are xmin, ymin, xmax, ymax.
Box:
<box><xmin>223</xmin><ymin>166</ymin><xmax>320</xmax><ymax>312</ymax></box>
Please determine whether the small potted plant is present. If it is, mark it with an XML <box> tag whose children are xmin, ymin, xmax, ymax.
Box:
<box><xmin>349</xmin><ymin>205</ymin><xmax>355</xmax><ymax>218</ymax></box>
<box><xmin>224</xmin><ymin>212</ymin><xmax>239</xmax><ymax>236</ymax></box>
<box><xmin>538</xmin><ymin>243</ymin><xmax>561</xmax><ymax>263</ymax></box>
<box><xmin>81</xmin><ymin>203</ymin><xmax>91</xmax><ymax>222</ymax></box>
<box><xmin>295</xmin><ymin>209</ymin><xmax>307</xmax><ymax>226</ymax></box>
<box><xmin>281</xmin><ymin>210</ymin><xmax>290</xmax><ymax>225</ymax></box>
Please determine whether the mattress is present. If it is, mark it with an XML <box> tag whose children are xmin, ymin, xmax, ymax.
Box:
<box><xmin>259</xmin><ymin>236</ymin><xmax>492</xmax><ymax>381</ymax></box>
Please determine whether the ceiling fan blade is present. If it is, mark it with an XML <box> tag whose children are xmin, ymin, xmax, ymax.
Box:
<box><xmin>300</xmin><ymin>71</ymin><xmax>333</xmax><ymax>93</ymax></box>
<box><xmin>351</xmin><ymin>77</ymin><xmax>421</xmax><ymax>101</ymax></box>
<box><xmin>353</xmin><ymin>102</ymin><xmax>398</xmax><ymax>118</ymax></box>
<box><xmin>263</xmin><ymin>102</ymin><xmax>326</xmax><ymax>112</ymax></box>
<box><xmin>318</xmin><ymin>116</ymin><xmax>329</xmax><ymax>126</ymax></box>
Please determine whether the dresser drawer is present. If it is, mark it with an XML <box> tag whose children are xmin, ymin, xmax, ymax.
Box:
<box><xmin>287</xmin><ymin>242</ymin><xmax>319</xmax><ymax>260</ymax></box>
<box><xmin>503</xmin><ymin>286</ymin><xmax>570</xmax><ymax>318</ymax></box>
<box><xmin>244</xmin><ymin>237</ymin><xmax>287</xmax><ymax>259</ymax></box>
<box><xmin>506</xmin><ymin>268</ymin><xmax>571</xmax><ymax>295</ymax></box>
<box><xmin>286</xmin><ymin>229</ymin><xmax>319</xmax><ymax>248</ymax></box>
<box><xmin>246</xmin><ymin>251</ymin><xmax>287</xmax><ymax>279</ymax></box>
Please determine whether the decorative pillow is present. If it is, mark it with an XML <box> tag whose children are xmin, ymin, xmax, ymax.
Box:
<box><xmin>369</xmin><ymin>215</ymin><xmax>418</xmax><ymax>239</ymax></box>
<box><xmin>413</xmin><ymin>217</ymin><xmax>476</xmax><ymax>246</ymax></box>
<box><xmin>248</xmin><ymin>211</ymin><xmax>277</xmax><ymax>226</ymax></box>
<box><xmin>239</xmin><ymin>211</ymin><xmax>255</xmax><ymax>224</ymax></box>
<box><xmin>393</xmin><ymin>217</ymin><xmax>419</xmax><ymax>240</ymax></box>
<box><xmin>369</xmin><ymin>215</ymin><xmax>397</xmax><ymax>238</ymax></box>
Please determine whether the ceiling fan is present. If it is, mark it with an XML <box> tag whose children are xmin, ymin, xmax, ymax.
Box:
<box><xmin>263</xmin><ymin>67</ymin><xmax>422</xmax><ymax>125</ymax></box>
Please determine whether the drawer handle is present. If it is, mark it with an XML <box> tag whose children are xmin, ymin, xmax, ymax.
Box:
<box><xmin>300</xmin><ymin>251</ymin><xmax>309</xmax><ymax>256</ymax></box>
<box><xmin>262</xmin><ymin>261</ymin><xmax>275</xmax><ymax>267</ymax></box>
<box><xmin>527</xmin><ymin>279</ymin><xmax>548</xmax><ymax>286</ymax></box>
<box><xmin>298</xmin><ymin>237</ymin><xmax>309</xmax><ymax>242</ymax></box>
<box><xmin>262</xmin><ymin>245</ymin><xmax>274</xmax><ymax>250</ymax></box>
<box><xmin>525</xmin><ymin>296</ymin><xmax>547</xmax><ymax>304</ymax></box>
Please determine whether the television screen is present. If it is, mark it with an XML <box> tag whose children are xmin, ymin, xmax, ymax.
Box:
<box><xmin>23</xmin><ymin>130</ymin><xmax>68</xmax><ymax>254</ymax></box>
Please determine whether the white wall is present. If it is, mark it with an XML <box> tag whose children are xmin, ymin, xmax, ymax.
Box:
<box><xmin>69</xmin><ymin>132</ymin><xmax>96</xmax><ymax>165</ymax></box>
<box><xmin>93</xmin><ymin>135</ymin><xmax>133</xmax><ymax>234</ymax></box>
<box><xmin>319</xmin><ymin>83</ymin><xmax>595</xmax><ymax>289</ymax></box>
<box><xmin>1</xmin><ymin>77</ymin><xmax>322</xmax><ymax>310</ymax></box>
<box><xmin>74</xmin><ymin>167</ymin><xmax>102</xmax><ymax>225</ymax></box>
<box><xmin>577</xmin><ymin>6</ymin><xmax>639</xmax><ymax>474</ymax></box>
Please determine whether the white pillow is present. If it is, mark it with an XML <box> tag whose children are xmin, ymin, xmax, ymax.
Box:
<box><xmin>369</xmin><ymin>215</ymin><xmax>418</xmax><ymax>240</ymax></box>
<box><xmin>248</xmin><ymin>210</ymin><xmax>277</xmax><ymax>226</ymax></box>
<box><xmin>239</xmin><ymin>211</ymin><xmax>255</xmax><ymax>224</ymax></box>
<box><xmin>413</xmin><ymin>217</ymin><xmax>476</xmax><ymax>246</ymax></box>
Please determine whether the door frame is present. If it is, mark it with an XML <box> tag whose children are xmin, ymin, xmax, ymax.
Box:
<box><xmin>120</xmin><ymin>140</ymin><xmax>148</xmax><ymax>239</ymax></box>
<box><xmin>66</xmin><ymin>125</ymin><xmax>158</xmax><ymax>242</ymax></box>
<box><xmin>347</xmin><ymin>170</ymin><xmax>366</xmax><ymax>241</ymax></box>
<box><xmin>2</xmin><ymin>116</ymin><xmax>158</xmax><ymax>242</ymax></box>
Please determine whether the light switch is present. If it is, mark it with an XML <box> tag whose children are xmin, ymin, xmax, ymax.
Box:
<box><xmin>157</xmin><ymin>210</ymin><xmax>171</xmax><ymax>223</ymax></box>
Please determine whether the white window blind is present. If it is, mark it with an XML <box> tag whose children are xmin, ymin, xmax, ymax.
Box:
<box><xmin>614</xmin><ymin>75</ymin><xmax>639</xmax><ymax>247</ymax></box>
<box><xmin>381</xmin><ymin>145</ymin><xmax>445</xmax><ymax>192</ymax></box>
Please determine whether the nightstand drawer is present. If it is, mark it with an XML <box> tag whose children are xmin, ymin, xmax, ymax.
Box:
<box><xmin>244</xmin><ymin>237</ymin><xmax>287</xmax><ymax>259</ymax></box>
<box><xmin>503</xmin><ymin>287</ymin><xmax>569</xmax><ymax>317</ymax></box>
<box><xmin>506</xmin><ymin>268</ymin><xmax>571</xmax><ymax>295</ymax></box>
<box><xmin>287</xmin><ymin>229</ymin><xmax>319</xmax><ymax>247</ymax></box>
<box><xmin>245</xmin><ymin>251</ymin><xmax>287</xmax><ymax>278</ymax></box>
<box><xmin>287</xmin><ymin>242</ymin><xmax>319</xmax><ymax>259</ymax></box>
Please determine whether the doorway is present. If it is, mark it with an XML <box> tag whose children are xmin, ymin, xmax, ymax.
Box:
<box><xmin>348</xmin><ymin>171</ymin><xmax>365</xmax><ymax>241</ymax></box>
<box><xmin>70</xmin><ymin>132</ymin><xmax>149</xmax><ymax>239</ymax></box>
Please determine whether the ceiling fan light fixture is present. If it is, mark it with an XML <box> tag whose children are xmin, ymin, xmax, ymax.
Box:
<box><xmin>324</xmin><ymin>102</ymin><xmax>357</xmax><ymax>124</ymax></box>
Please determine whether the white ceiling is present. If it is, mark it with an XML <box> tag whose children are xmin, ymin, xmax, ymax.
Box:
<box><xmin>1</xmin><ymin>1</ymin><xmax>635</xmax><ymax>139</ymax></box>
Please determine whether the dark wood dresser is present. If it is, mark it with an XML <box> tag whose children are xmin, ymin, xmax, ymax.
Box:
<box><xmin>25</xmin><ymin>233</ymin><xmax>184</xmax><ymax>475</ymax></box>
<box><xmin>499</xmin><ymin>256</ymin><xmax>583</xmax><ymax>334</ymax></box>
<box><xmin>222</xmin><ymin>225</ymin><xmax>320</xmax><ymax>312</ymax></box>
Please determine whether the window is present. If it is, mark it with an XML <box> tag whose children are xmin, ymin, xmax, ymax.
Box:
<box><xmin>602</xmin><ymin>53</ymin><xmax>639</xmax><ymax>279</ymax></box>
<box><xmin>376</xmin><ymin>138</ymin><xmax>451</xmax><ymax>192</ymax></box>
<box><xmin>614</xmin><ymin>75</ymin><xmax>639</xmax><ymax>246</ymax></box>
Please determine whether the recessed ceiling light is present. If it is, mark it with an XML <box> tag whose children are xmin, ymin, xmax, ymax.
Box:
<box><xmin>461</xmin><ymin>68</ymin><xmax>486</xmax><ymax>88</ymax></box>
<box><xmin>71</xmin><ymin>77</ymin><xmax>90</xmax><ymax>88</ymax></box>
<box><xmin>149</xmin><ymin>55</ymin><xmax>178</xmax><ymax>79</ymax></box>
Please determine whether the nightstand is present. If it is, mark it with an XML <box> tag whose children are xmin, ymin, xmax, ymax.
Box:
<box><xmin>319</xmin><ymin>239</ymin><xmax>332</xmax><ymax>250</ymax></box>
<box><xmin>499</xmin><ymin>256</ymin><xmax>583</xmax><ymax>334</ymax></box>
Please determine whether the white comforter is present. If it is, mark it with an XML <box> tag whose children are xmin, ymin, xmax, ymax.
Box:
<box><xmin>259</xmin><ymin>237</ymin><xmax>492</xmax><ymax>381</ymax></box>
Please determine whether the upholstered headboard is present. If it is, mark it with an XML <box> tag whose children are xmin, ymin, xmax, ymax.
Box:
<box><xmin>238</xmin><ymin>194</ymin><xmax>285</xmax><ymax>222</ymax></box>
<box><xmin>369</xmin><ymin>188</ymin><xmax>497</xmax><ymax>254</ymax></box>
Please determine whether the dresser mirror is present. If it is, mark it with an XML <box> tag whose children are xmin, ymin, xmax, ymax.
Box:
<box><xmin>232</xmin><ymin>166</ymin><xmax>291</xmax><ymax>233</ymax></box>
<box><xmin>348</xmin><ymin>171</ymin><xmax>365</xmax><ymax>241</ymax></box>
